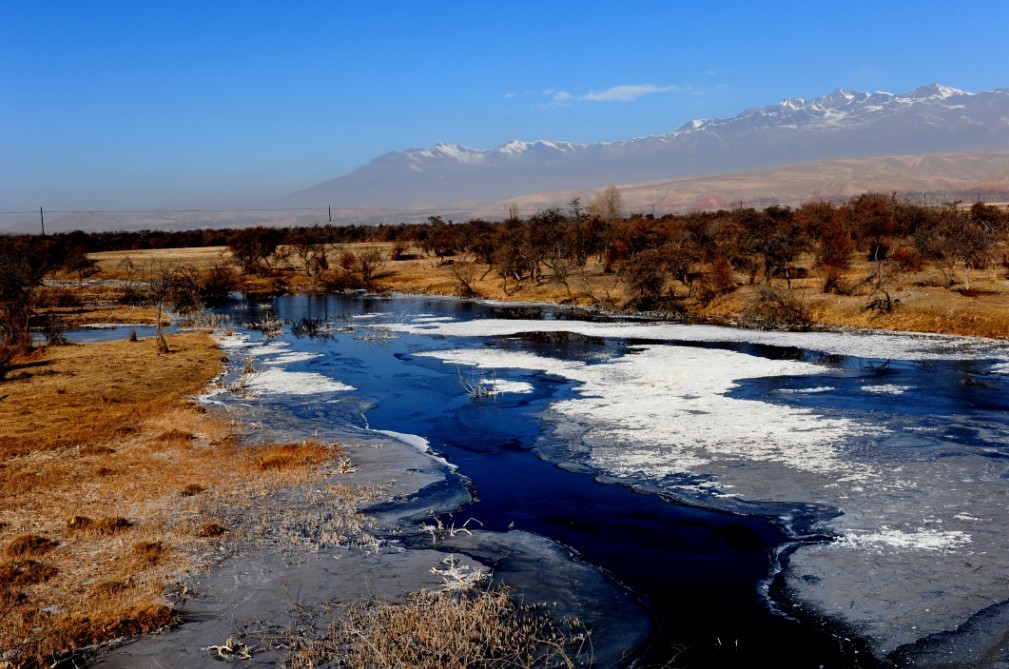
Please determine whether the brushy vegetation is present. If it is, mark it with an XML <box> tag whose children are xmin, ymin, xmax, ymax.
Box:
<box><xmin>265</xmin><ymin>585</ymin><xmax>592</xmax><ymax>669</ymax></box>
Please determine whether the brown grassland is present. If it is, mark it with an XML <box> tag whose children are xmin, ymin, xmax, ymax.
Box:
<box><xmin>0</xmin><ymin>331</ymin><xmax>344</xmax><ymax>667</ymax></box>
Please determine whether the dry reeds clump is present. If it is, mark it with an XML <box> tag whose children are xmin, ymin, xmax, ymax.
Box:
<box><xmin>179</xmin><ymin>483</ymin><xmax>206</xmax><ymax>496</ymax></box>
<box><xmin>254</xmin><ymin>441</ymin><xmax>331</xmax><ymax>471</ymax></box>
<box><xmin>6</xmin><ymin>534</ymin><xmax>59</xmax><ymax>558</ymax></box>
<box><xmin>95</xmin><ymin>516</ymin><xmax>134</xmax><ymax>536</ymax></box>
<box><xmin>197</xmin><ymin>522</ymin><xmax>228</xmax><ymax>538</ymax></box>
<box><xmin>0</xmin><ymin>559</ymin><xmax>58</xmax><ymax>588</ymax></box>
<box><xmin>278</xmin><ymin>585</ymin><xmax>592</xmax><ymax>669</ymax></box>
<box><xmin>131</xmin><ymin>540</ymin><xmax>167</xmax><ymax>566</ymax></box>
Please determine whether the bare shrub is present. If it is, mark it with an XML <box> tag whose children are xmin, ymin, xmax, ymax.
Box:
<box><xmin>866</xmin><ymin>291</ymin><xmax>901</xmax><ymax>319</ymax></box>
<box><xmin>131</xmin><ymin>540</ymin><xmax>166</xmax><ymax>566</ymax></box>
<box><xmin>449</xmin><ymin>261</ymin><xmax>483</xmax><ymax>298</ymax></box>
<box><xmin>743</xmin><ymin>286</ymin><xmax>812</xmax><ymax>330</ymax></box>
<box><xmin>890</xmin><ymin>245</ymin><xmax>924</xmax><ymax>272</ymax></box>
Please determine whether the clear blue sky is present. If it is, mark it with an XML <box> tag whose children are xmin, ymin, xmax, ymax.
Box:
<box><xmin>2</xmin><ymin>0</ymin><xmax>1007</xmax><ymax>211</ymax></box>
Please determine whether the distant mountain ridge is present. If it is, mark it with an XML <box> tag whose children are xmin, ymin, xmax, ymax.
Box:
<box><xmin>278</xmin><ymin>84</ymin><xmax>1009</xmax><ymax>208</ymax></box>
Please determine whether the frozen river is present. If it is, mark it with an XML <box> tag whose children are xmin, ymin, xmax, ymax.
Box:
<box><xmin>201</xmin><ymin>294</ymin><xmax>1009</xmax><ymax>667</ymax></box>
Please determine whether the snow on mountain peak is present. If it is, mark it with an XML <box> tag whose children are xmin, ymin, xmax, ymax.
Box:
<box><xmin>907</xmin><ymin>83</ymin><xmax>969</xmax><ymax>99</ymax></box>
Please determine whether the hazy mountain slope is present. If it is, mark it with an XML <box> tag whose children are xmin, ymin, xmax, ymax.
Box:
<box><xmin>490</xmin><ymin>151</ymin><xmax>1009</xmax><ymax>217</ymax></box>
<box><xmin>278</xmin><ymin>84</ymin><xmax>1009</xmax><ymax>208</ymax></box>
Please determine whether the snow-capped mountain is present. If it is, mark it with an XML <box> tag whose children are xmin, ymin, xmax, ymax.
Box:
<box><xmin>278</xmin><ymin>84</ymin><xmax>1009</xmax><ymax>208</ymax></box>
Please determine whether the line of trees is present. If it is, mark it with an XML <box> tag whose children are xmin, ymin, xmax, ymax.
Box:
<box><xmin>2</xmin><ymin>191</ymin><xmax>1008</xmax><ymax>353</ymax></box>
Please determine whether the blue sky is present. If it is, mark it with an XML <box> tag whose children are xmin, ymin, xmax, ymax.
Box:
<box><xmin>2</xmin><ymin>1</ymin><xmax>1007</xmax><ymax>211</ymax></box>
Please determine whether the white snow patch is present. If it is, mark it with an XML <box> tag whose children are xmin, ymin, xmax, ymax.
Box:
<box><xmin>835</xmin><ymin>527</ymin><xmax>972</xmax><ymax>552</ymax></box>
<box><xmin>861</xmin><ymin>384</ymin><xmax>911</xmax><ymax>395</ymax></box>
<box><xmin>778</xmin><ymin>386</ymin><xmax>835</xmax><ymax>394</ymax></box>
<box><xmin>261</xmin><ymin>351</ymin><xmax>323</xmax><ymax>365</ymax></box>
<box><xmin>216</xmin><ymin>333</ymin><xmax>253</xmax><ymax>349</ymax></box>
<box><xmin>418</xmin><ymin>344</ymin><xmax>873</xmax><ymax>483</ymax></box>
<box><xmin>243</xmin><ymin>341</ymin><xmax>290</xmax><ymax>357</ymax></box>
<box><xmin>480</xmin><ymin>379</ymin><xmax>535</xmax><ymax>394</ymax></box>
<box><xmin>244</xmin><ymin>368</ymin><xmax>354</xmax><ymax>396</ymax></box>
<box><xmin>412</xmin><ymin>316</ymin><xmax>456</xmax><ymax>323</ymax></box>
<box><xmin>373</xmin><ymin>429</ymin><xmax>457</xmax><ymax>470</ymax></box>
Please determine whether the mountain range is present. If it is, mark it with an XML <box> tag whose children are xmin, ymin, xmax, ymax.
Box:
<box><xmin>278</xmin><ymin>84</ymin><xmax>1009</xmax><ymax>210</ymax></box>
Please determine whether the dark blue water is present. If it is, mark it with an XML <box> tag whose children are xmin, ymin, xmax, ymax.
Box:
<box><xmin>217</xmin><ymin>294</ymin><xmax>1009</xmax><ymax>667</ymax></box>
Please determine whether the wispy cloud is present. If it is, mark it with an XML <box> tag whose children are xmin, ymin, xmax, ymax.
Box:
<box><xmin>581</xmin><ymin>84</ymin><xmax>683</xmax><ymax>102</ymax></box>
<box><xmin>537</xmin><ymin>83</ymin><xmax>694</xmax><ymax>106</ymax></box>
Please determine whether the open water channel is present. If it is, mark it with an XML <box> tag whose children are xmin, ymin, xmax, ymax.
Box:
<box><xmin>96</xmin><ymin>294</ymin><xmax>1009</xmax><ymax>667</ymax></box>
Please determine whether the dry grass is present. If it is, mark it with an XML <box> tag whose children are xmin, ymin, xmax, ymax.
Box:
<box><xmin>0</xmin><ymin>333</ymin><xmax>352</xmax><ymax>668</ymax></box>
<box><xmin>272</xmin><ymin>585</ymin><xmax>591</xmax><ymax>669</ymax></box>
<box><xmin>89</xmin><ymin>247</ymin><xmax>232</xmax><ymax>276</ymax></box>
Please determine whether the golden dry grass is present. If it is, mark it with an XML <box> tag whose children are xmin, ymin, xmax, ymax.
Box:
<box><xmin>0</xmin><ymin>333</ymin><xmax>349</xmax><ymax>667</ymax></box>
<box><xmin>276</xmin><ymin>586</ymin><xmax>592</xmax><ymax>669</ymax></box>
<box><xmin>89</xmin><ymin>247</ymin><xmax>233</xmax><ymax>276</ymax></box>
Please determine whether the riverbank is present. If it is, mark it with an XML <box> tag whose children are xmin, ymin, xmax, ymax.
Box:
<box><xmin>0</xmin><ymin>332</ymin><xmax>365</xmax><ymax>666</ymax></box>
<box><xmin>87</xmin><ymin>243</ymin><xmax>1009</xmax><ymax>340</ymax></box>
<box><xmin>2</xmin><ymin>316</ymin><xmax>642</xmax><ymax>667</ymax></box>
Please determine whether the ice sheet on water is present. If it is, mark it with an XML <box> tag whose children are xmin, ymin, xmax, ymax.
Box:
<box><xmin>480</xmin><ymin>378</ymin><xmax>534</xmax><ymax>394</ymax></box>
<box><xmin>419</xmin><ymin>345</ymin><xmax>873</xmax><ymax>481</ymax></box>
<box><xmin>244</xmin><ymin>367</ymin><xmax>354</xmax><ymax>396</ymax></box>
<box><xmin>860</xmin><ymin>383</ymin><xmax>911</xmax><ymax>394</ymax></box>
<box><xmin>401</xmin><ymin>316</ymin><xmax>1009</xmax><ymax>660</ymax></box>
<box><xmin>372</xmin><ymin>429</ymin><xmax>457</xmax><ymax>470</ymax></box>
<box><xmin>385</xmin><ymin>317</ymin><xmax>1003</xmax><ymax>360</ymax></box>
<box><xmin>261</xmin><ymin>351</ymin><xmax>323</xmax><ymax>365</ymax></box>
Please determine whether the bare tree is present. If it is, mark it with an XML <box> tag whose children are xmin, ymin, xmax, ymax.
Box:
<box><xmin>586</xmin><ymin>185</ymin><xmax>624</xmax><ymax>222</ymax></box>
<box><xmin>942</xmin><ymin>203</ymin><xmax>998</xmax><ymax>292</ymax></box>
<box><xmin>147</xmin><ymin>262</ymin><xmax>201</xmax><ymax>353</ymax></box>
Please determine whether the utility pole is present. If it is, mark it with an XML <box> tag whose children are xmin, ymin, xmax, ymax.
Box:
<box><xmin>40</xmin><ymin>207</ymin><xmax>45</xmax><ymax>236</ymax></box>
<box><xmin>328</xmin><ymin>205</ymin><xmax>332</xmax><ymax>223</ymax></box>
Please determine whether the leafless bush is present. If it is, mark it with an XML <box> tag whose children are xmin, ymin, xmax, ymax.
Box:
<box><xmin>40</xmin><ymin>314</ymin><xmax>68</xmax><ymax>346</ymax></box>
<box><xmin>449</xmin><ymin>261</ymin><xmax>483</xmax><ymax>298</ymax></box>
<box><xmin>743</xmin><ymin>286</ymin><xmax>812</xmax><ymax>331</ymax></box>
<box><xmin>865</xmin><ymin>290</ymin><xmax>900</xmax><ymax>318</ymax></box>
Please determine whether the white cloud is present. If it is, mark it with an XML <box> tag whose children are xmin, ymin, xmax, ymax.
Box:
<box><xmin>581</xmin><ymin>83</ymin><xmax>683</xmax><ymax>102</ymax></box>
<box><xmin>539</xmin><ymin>83</ymin><xmax>691</xmax><ymax>105</ymax></box>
